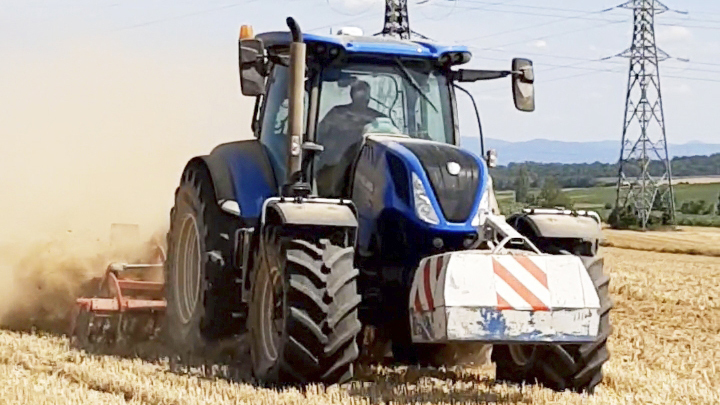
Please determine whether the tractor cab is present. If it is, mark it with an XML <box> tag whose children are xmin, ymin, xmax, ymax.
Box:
<box><xmin>239</xmin><ymin>26</ymin><xmax>534</xmax><ymax>200</ymax></box>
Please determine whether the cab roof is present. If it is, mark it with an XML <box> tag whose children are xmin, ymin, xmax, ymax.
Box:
<box><xmin>255</xmin><ymin>31</ymin><xmax>472</xmax><ymax>63</ymax></box>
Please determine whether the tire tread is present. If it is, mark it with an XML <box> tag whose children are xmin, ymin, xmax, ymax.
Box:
<box><xmin>251</xmin><ymin>232</ymin><xmax>361</xmax><ymax>386</ymax></box>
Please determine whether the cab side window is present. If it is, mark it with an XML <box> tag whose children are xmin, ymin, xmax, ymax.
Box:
<box><xmin>259</xmin><ymin>64</ymin><xmax>308</xmax><ymax>187</ymax></box>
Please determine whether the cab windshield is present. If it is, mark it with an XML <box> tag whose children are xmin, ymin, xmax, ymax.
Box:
<box><xmin>313</xmin><ymin>61</ymin><xmax>455</xmax><ymax>196</ymax></box>
<box><xmin>315</xmin><ymin>61</ymin><xmax>454</xmax><ymax>164</ymax></box>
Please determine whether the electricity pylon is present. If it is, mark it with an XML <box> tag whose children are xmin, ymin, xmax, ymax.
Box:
<box><xmin>381</xmin><ymin>0</ymin><xmax>411</xmax><ymax>39</ymax></box>
<box><xmin>614</xmin><ymin>0</ymin><xmax>676</xmax><ymax>229</ymax></box>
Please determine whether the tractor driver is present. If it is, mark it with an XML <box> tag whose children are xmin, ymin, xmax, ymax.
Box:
<box><xmin>315</xmin><ymin>80</ymin><xmax>386</xmax><ymax>197</ymax></box>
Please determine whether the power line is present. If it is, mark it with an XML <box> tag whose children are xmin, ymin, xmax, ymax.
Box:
<box><xmin>463</xmin><ymin>18</ymin><xmax>627</xmax><ymax>57</ymax></box>
<box><xmin>474</xmin><ymin>63</ymin><xmax>720</xmax><ymax>96</ymax></box>
<box><xmin>433</xmin><ymin>1</ymin><xmax>623</xmax><ymax>22</ymax></box>
<box><xmin>307</xmin><ymin>12</ymin><xmax>378</xmax><ymax>33</ymax></box>
<box><xmin>685</xmin><ymin>60</ymin><xmax>720</xmax><ymax>67</ymax></box>
<box><xmin>477</xmin><ymin>47</ymin><xmax>620</xmax><ymax>63</ymax></box>
<box><xmin>475</xmin><ymin>47</ymin><xmax>720</xmax><ymax>74</ymax></box>
<box><xmin>540</xmin><ymin>69</ymin><xmax>623</xmax><ymax>84</ymax></box>
<box><xmin>662</xmin><ymin>16</ymin><xmax>720</xmax><ymax>24</ymax></box>
<box><xmin>437</xmin><ymin>1</ymin><xmax>720</xmax><ymax>42</ymax></box>
<box><xmin>325</xmin><ymin>0</ymin><xmax>379</xmax><ymax>16</ymax></box>
<box><xmin>461</xmin><ymin>0</ymin><xmax>720</xmax><ymax>27</ymax></box>
<box><xmin>663</xmin><ymin>74</ymin><xmax>720</xmax><ymax>83</ymax></box>
<box><xmin>448</xmin><ymin>5</ymin><xmax>624</xmax><ymax>44</ymax></box>
<box><xmin>477</xmin><ymin>68</ymin><xmax>623</xmax><ymax>95</ymax></box>
<box><xmin>453</xmin><ymin>0</ymin><xmax>622</xmax><ymax>16</ymax></box>
<box><xmin>110</xmin><ymin>0</ymin><xmax>262</xmax><ymax>32</ymax></box>
<box><xmin>667</xmin><ymin>8</ymin><xmax>720</xmax><ymax>16</ymax></box>
<box><xmin>536</xmin><ymin>60</ymin><xmax>720</xmax><ymax>84</ymax></box>
<box><xmin>471</xmin><ymin>53</ymin><xmax>619</xmax><ymax>74</ymax></box>
<box><xmin>658</xmin><ymin>22</ymin><xmax>720</xmax><ymax>30</ymax></box>
<box><xmin>652</xmin><ymin>65</ymin><xmax>720</xmax><ymax>74</ymax></box>
<box><xmin>470</xmin><ymin>55</ymin><xmax>650</xmax><ymax>88</ymax></box>
<box><xmin>413</xmin><ymin>0</ymin><xmax>461</xmax><ymax>21</ymax></box>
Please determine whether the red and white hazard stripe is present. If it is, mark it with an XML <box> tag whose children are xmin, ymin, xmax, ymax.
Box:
<box><xmin>410</xmin><ymin>253</ymin><xmax>554</xmax><ymax>314</ymax></box>
<box><xmin>413</xmin><ymin>254</ymin><xmax>448</xmax><ymax>313</ymax></box>
<box><xmin>492</xmin><ymin>256</ymin><xmax>550</xmax><ymax>311</ymax></box>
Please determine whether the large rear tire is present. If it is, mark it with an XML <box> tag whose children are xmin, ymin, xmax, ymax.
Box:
<box><xmin>493</xmin><ymin>255</ymin><xmax>613</xmax><ymax>393</ymax></box>
<box><xmin>163</xmin><ymin>164</ymin><xmax>239</xmax><ymax>361</ymax></box>
<box><xmin>249</xmin><ymin>226</ymin><xmax>362</xmax><ymax>385</ymax></box>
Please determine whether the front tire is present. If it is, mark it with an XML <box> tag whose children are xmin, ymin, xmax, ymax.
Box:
<box><xmin>249</xmin><ymin>227</ymin><xmax>362</xmax><ymax>385</ymax></box>
<box><xmin>493</xmin><ymin>256</ymin><xmax>613</xmax><ymax>393</ymax></box>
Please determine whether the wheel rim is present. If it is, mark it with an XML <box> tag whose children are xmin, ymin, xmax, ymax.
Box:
<box><xmin>509</xmin><ymin>345</ymin><xmax>537</xmax><ymax>367</ymax></box>
<box><xmin>258</xmin><ymin>261</ymin><xmax>283</xmax><ymax>364</ymax></box>
<box><xmin>175</xmin><ymin>214</ymin><xmax>202</xmax><ymax>324</ymax></box>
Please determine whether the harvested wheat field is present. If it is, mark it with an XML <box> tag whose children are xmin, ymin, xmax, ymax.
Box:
<box><xmin>602</xmin><ymin>226</ymin><xmax>720</xmax><ymax>256</ymax></box>
<box><xmin>0</xmin><ymin>244</ymin><xmax>718</xmax><ymax>404</ymax></box>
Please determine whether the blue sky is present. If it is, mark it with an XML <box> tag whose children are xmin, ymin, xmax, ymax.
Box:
<box><xmin>0</xmin><ymin>0</ymin><xmax>719</xmax><ymax>241</ymax></box>
<box><xmin>2</xmin><ymin>0</ymin><xmax>719</xmax><ymax>145</ymax></box>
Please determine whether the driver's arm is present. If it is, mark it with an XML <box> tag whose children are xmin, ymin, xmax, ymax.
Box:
<box><xmin>315</xmin><ymin>107</ymin><xmax>335</xmax><ymax>143</ymax></box>
<box><xmin>315</xmin><ymin>106</ymin><xmax>343</xmax><ymax>168</ymax></box>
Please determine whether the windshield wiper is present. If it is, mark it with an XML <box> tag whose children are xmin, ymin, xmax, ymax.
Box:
<box><xmin>393</xmin><ymin>57</ymin><xmax>438</xmax><ymax>113</ymax></box>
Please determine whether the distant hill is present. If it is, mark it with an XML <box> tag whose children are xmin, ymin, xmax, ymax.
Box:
<box><xmin>459</xmin><ymin>137</ymin><xmax>720</xmax><ymax>164</ymax></box>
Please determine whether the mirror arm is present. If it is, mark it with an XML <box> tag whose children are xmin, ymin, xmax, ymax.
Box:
<box><xmin>454</xmin><ymin>84</ymin><xmax>485</xmax><ymax>157</ymax></box>
<box><xmin>451</xmin><ymin>69</ymin><xmax>512</xmax><ymax>82</ymax></box>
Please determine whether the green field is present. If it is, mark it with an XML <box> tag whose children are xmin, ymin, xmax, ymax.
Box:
<box><xmin>566</xmin><ymin>183</ymin><xmax>720</xmax><ymax>211</ymax></box>
<box><xmin>496</xmin><ymin>183</ymin><xmax>720</xmax><ymax>226</ymax></box>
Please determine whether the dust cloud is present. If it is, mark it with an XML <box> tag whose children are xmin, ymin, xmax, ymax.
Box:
<box><xmin>0</xmin><ymin>36</ymin><xmax>255</xmax><ymax>331</ymax></box>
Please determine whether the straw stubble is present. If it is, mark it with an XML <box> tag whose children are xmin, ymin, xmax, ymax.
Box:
<box><xmin>0</xmin><ymin>243</ymin><xmax>717</xmax><ymax>404</ymax></box>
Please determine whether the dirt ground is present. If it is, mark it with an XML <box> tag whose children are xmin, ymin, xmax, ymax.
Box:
<box><xmin>0</xmin><ymin>243</ymin><xmax>718</xmax><ymax>404</ymax></box>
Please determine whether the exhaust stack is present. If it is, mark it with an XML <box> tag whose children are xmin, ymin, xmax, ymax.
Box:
<box><xmin>285</xmin><ymin>17</ymin><xmax>306</xmax><ymax>189</ymax></box>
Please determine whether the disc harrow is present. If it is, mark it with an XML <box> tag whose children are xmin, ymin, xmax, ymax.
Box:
<box><xmin>69</xmin><ymin>243</ymin><xmax>166</xmax><ymax>357</ymax></box>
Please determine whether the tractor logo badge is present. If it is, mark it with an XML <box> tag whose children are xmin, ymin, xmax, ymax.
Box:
<box><xmin>447</xmin><ymin>161</ymin><xmax>461</xmax><ymax>176</ymax></box>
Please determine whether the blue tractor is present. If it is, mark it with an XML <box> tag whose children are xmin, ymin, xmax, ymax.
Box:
<box><xmin>162</xmin><ymin>17</ymin><xmax>612</xmax><ymax>392</ymax></box>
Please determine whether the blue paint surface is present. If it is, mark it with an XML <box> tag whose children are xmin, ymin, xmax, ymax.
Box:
<box><xmin>462</xmin><ymin>308</ymin><xmax>596</xmax><ymax>343</ymax></box>
<box><xmin>212</xmin><ymin>143</ymin><xmax>278</xmax><ymax>220</ymax></box>
<box><xmin>482</xmin><ymin>308</ymin><xmax>507</xmax><ymax>335</ymax></box>
<box><xmin>257</xmin><ymin>32</ymin><xmax>471</xmax><ymax>61</ymax></box>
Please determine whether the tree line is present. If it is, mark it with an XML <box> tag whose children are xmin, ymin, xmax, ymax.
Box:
<box><xmin>489</xmin><ymin>153</ymin><xmax>720</xmax><ymax>191</ymax></box>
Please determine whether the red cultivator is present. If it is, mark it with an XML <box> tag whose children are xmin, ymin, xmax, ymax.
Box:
<box><xmin>69</xmin><ymin>225</ymin><xmax>167</xmax><ymax>356</ymax></box>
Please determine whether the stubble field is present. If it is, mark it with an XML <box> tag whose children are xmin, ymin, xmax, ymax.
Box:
<box><xmin>0</xmin><ymin>232</ymin><xmax>718</xmax><ymax>404</ymax></box>
<box><xmin>602</xmin><ymin>226</ymin><xmax>720</xmax><ymax>256</ymax></box>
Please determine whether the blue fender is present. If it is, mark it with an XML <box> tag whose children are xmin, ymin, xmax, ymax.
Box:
<box><xmin>197</xmin><ymin>139</ymin><xmax>278</xmax><ymax>224</ymax></box>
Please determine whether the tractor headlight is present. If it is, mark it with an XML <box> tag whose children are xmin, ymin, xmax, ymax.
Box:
<box><xmin>412</xmin><ymin>172</ymin><xmax>440</xmax><ymax>225</ymax></box>
<box><xmin>471</xmin><ymin>188</ymin><xmax>491</xmax><ymax>227</ymax></box>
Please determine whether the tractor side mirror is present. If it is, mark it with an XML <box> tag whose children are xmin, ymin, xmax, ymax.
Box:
<box><xmin>239</xmin><ymin>38</ymin><xmax>267</xmax><ymax>97</ymax></box>
<box><xmin>511</xmin><ymin>58</ymin><xmax>535</xmax><ymax>112</ymax></box>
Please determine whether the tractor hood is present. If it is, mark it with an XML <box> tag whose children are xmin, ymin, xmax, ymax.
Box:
<box><xmin>367</xmin><ymin>134</ymin><xmax>489</xmax><ymax>226</ymax></box>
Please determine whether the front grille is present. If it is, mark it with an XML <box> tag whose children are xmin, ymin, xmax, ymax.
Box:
<box><xmin>386</xmin><ymin>153</ymin><xmax>410</xmax><ymax>205</ymax></box>
<box><xmin>401</xmin><ymin>142</ymin><xmax>481</xmax><ymax>223</ymax></box>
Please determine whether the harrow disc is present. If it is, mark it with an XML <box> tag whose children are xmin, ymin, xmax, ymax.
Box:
<box><xmin>70</xmin><ymin>240</ymin><xmax>167</xmax><ymax>357</ymax></box>
<box><xmin>70</xmin><ymin>307</ymin><xmax>122</xmax><ymax>353</ymax></box>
